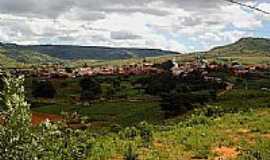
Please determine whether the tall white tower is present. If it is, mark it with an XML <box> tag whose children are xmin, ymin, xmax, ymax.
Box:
<box><xmin>172</xmin><ymin>57</ymin><xmax>179</xmax><ymax>68</ymax></box>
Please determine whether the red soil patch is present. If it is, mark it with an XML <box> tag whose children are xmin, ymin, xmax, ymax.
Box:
<box><xmin>213</xmin><ymin>147</ymin><xmax>239</xmax><ymax>159</ymax></box>
<box><xmin>0</xmin><ymin>112</ymin><xmax>63</xmax><ymax>126</ymax></box>
<box><xmin>31</xmin><ymin>112</ymin><xmax>63</xmax><ymax>126</ymax></box>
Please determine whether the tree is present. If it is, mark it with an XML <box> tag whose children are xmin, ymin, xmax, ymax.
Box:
<box><xmin>0</xmin><ymin>75</ymin><xmax>92</xmax><ymax>159</ymax></box>
<box><xmin>32</xmin><ymin>79</ymin><xmax>56</xmax><ymax>98</ymax></box>
<box><xmin>0</xmin><ymin>74</ymin><xmax>34</xmax><ymax>159</ymax></box>
<box><xmin>160</xmin><ymin>91</ymin><xmax>194</xmax><ymax>115</ymax></box>
<box><xmin>80</xmin><ymin>77</ymin><xmax>102</xmax><ymax>102</ymax></box>
<box><xmin>153</xmin><ymin>60</ymin><xmax>174</xmax><ymax>71</ymax></box>
<box><xmin>145</xmin><ymin>73</ymin><xmax>176</xmax><ymax>95</ymax></box>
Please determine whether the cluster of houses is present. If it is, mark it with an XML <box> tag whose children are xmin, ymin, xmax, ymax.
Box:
<box><xmin>171</xmin><ymin>58</ymin><xmax>270</xmax><ymax>78</ymax></box>
<box><xmin>1</xmin><ymin>59</ymin><xmax>270</xmax><ymax>79</ymax></box>
<box><xmin>0</xmin><ymin>62</ymin><xmax>163</xmax><ymax>79</ymax></box>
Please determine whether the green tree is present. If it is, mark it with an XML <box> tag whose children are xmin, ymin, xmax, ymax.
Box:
<box><xmin>0</xmin><ymin>74</ymin><xmax>92</xmax><ymax>160</ymax></box>
<box><xmin>32</xmin><ymin>79</ymin><xmax>56</xmax><ymax>98</ymax></box>
<box><xmin>0</xmin><ymin>74</ymin><xmax>34</xmax><ymax>159</ymax></box>
<box><xmin>80</xmin><ymin>77</ymin><xmax>102</xmax><ymax>103</ymax></box>
<box><xmin>154</xmin><ymin>60</ymin><xmax>174</xmax><ymax>71</ymax></box>
<box><xmin>160</xmin><ymin>91</ymin><xmax>194</xmax><ymax>115</ymax></box>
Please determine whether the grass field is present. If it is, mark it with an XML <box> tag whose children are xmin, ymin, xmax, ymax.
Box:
<box><xmin>74</xmin><ymin>106</ymin><xmax>270</xmax><ymax>160</ymax></box>
<box><xmin>206</xmin><ymin>56</ymin><xmax>270</xmax><ymax>65</ymax></box>
<box><xmin>32</xmin><ymin>100</ymin><xmax>162</xmax><ymax>127</ymax></box>
<box><xmin>149</xmin><ymin>108</ymin><xmax>270</xmax><ymax>159</ymax></box>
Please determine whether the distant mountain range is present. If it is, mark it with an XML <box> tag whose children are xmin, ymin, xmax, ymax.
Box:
<box><xmin>0</xmin><ymin>43</ymin><xmax>180</xmax><ymax>64</ymax></box>
<box><xmin>0</xmin><ymin>37</ymin><xmax>270</xmax><ymax>66</ymax></box>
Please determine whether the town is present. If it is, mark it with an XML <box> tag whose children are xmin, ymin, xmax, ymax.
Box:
<box><xmin>1</xmin><ymin>57</ymin><xmax>270</xmax><ymax>79</ymax></box>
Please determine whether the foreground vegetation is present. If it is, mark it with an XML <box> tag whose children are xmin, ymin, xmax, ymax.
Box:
<box><xmin>0</xmin><ymin>70</ymin><xmax>270</xmax><ymax>159</ymax></box>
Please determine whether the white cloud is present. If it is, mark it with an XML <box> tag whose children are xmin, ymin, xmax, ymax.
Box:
<box><xmin>0</xmin><ymin>0</ymin><xmax>269</xmax><ymax>52</ymax></box>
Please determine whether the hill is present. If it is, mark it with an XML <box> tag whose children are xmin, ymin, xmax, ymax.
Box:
<box><xmin>0</xmin><ymin>52</ymin><xmax>18</xmax><ymax>67</ymax></box>
<box><xmin>0</xmin><ymin>42</ymin><xmax>180</xmax><ymax>61</ymax></box>
<box><xmin>0</xmin><ymin>44</ymin><xmax>63</xmax><ymax>65</ymax></box>
<box><xmin>1</xmin><ymin>37</ymin><xmax>270</xmax><ymax>67</ymax></box>
<box><xmin>206</xmin><ymin>37</ymin><xmax>270</xmax><ymax>57</ymax></box>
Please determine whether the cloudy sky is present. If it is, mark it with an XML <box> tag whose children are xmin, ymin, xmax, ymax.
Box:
<box><xmin>0</xmin><ymin>0</ymin><xmax>269</xmax><ymax>52</ymax></box>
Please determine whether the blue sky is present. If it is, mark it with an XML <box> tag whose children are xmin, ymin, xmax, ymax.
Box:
<box><xmin>0</xmin><ymin>0</ymin><xmax>269</xmax><ymax>53</ymax></box>
<box><xmin>256</xmin><ymin>21</ymin><xmax>270</xmax><ymax>37</ymax></box>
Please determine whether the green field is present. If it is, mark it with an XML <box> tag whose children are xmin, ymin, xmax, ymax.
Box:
<box><xmin>32</xmin><ymin>100</ymin><xmax>162</xmax><ymax>127</ymax></box>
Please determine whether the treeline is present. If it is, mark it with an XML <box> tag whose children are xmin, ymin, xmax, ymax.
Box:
<box><xmin>134</xmin><ymin>71</ymin><xmax>226</xmax><ymax>115</ymax></box>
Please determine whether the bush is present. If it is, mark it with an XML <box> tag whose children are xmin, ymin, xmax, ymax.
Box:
<box><xmin>120</xmin><ymin>127</ymin><xmax>139</xmax><ymax>140</ymax></box>
<box><xmin>137</xmin><ymin>121</ymin><xmax>153</xmax><ymax>147</ymax></box>
<box><xmin>124</xmin><ymin>144</ymin><xmax>139</xmax><ymax>160</ymax></box>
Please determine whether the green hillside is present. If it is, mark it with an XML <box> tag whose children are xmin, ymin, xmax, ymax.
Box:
<box><xmin>0</xmin><ymin>49</ymin><xmax>19</xmax><ymax>67</ymax></box>
<box><xmin>0</xmin><ymin>46</ymin><xmax>63</xmax><ymax>67</ymax></box>
<box><xmin>206</xmin><ymin>37</ymin><xmax>270</xmax><ymax>57</ymax></box>
<box><xmin>0</xmin><ymin>42</ymin><xmax>179</xmax><ymax>61</ymax></box>
<box><xmin>10</xmin><ymin>51</ymin><xmax>63</xmax><ymax>64</ymax></box>
<box><xmin>1</xmin><ymin>37</ymin><xmax>270</xmax><ymax>67</ymax></box>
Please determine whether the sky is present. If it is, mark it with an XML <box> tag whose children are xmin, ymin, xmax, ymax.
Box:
<box><xmin>0</xmin><ymin>0</ymin><xmax>269</xmax><ymax>53</ymax></box>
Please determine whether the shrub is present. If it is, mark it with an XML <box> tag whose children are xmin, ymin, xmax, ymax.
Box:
<box><xmin>124</xmin><ymin>143</ymin><xmax>139</xmax><ymax>160</ymax></box>
<box><xmin>137</xmin><ymin>121</ymin><xmax>153</xmax><ymax>147</ymax></box>
<box><xmin>120</xmin><ymin>127</ymin><xmax>139</xmax><ymax>140</ymax></box>
<box><xmin>35</xmin><ymin>122</ymin><xmax>92</xmax><ymax>159</ymax></box>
